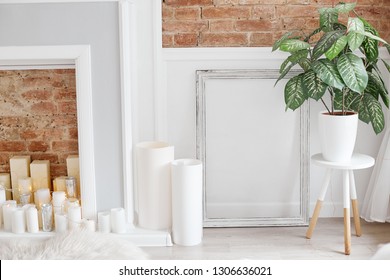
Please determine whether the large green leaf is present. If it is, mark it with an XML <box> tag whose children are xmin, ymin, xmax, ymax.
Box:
<box><xmin>362</xmin><ymin>93</ymin><xmax>385</xmax><ymax>134</ymax></box>
<box><xmin>382</xmin><ymin>59</ymin><xmax>390</xmax><ymax>73</ymax></box>
<box><xmin>361</xmin><ymin>18</ymin><xmax>379</xmax><ymax>62</ymax></box>
<box><xmin>347</xmin><ymin>17</ymin><xmax>365</xmax><ymax>50</ymax></box>
<box><xmin>386</xmin><ymin>44</ymin><xmax>390</xmax><ymax>55</ymax></box>
<box><xmin>325</xmin><ymin>35</ymin><xmax>348</xmax><ymax>60</ymax></box>
<box><xmin>333</xmin><ymin>88</ymin><xmax>359</xmax><ymax>111</ymax></box>
<box><xmin>312</xmin><ymin>59</ymin><xmax>345</xmax><ymax>90</ymax></box>
<box><xmin>280</xmin><ymin>49</ymin><xmax>308</xmax><ymax>73</ymax></box>
<box><xmin>359</xmin><ymin>31</ymin><xmax>389</xmax><ymax>45</ymax></box>
<box><xmin>272</xmin><ymin>31</ymin><xmax>294</xmax><ymax>52</ymax></box>
<box><xmin>298</xmin><ymin>58</ymin><xmax>311</xmax><ymax>72</ymax></box>
<box><xmin>337</xmin><ymin>53</ymin><xmax>368</xmax><ymax>93</ymax></box>
<box><xmin>335</xmin><ymin>2</ymin><xmax>356</xmax><ymax>13</ymax></box>
<box><xmin>366</xmin><ymin>71</ymin><xmax>389</xmax><ymax>108</ymax></box>
<box><xmin>312</xmin><ymin>30</ymin><xmax>345</xmax><ymax>60</ymax></box>
<box><xmin>275</xmin><ymin>62</ymin><xmax>296</xmax><ymax>86</ymax></box>
<box><xmin>284</xmin><ymin>74</ymin><xmax>307</xmax><ymax>111</ymax></box>
<box><xmin>302</xmin><ymin>70</ymin><xmax>327</xmax><ymax>101</ymax></box>
<box><xmin>279</xmin><ymin>39</ymin><xmax>310</xmax><ymax>53</ymax></box>
<box><xmin>319</xmin><ymin>7</ymin><xmax>338</xmax><ymax>32</ymax></box>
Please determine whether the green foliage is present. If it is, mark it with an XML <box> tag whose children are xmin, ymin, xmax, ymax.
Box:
<box><xmin>272</xmin><ymin>2</ymin><xmax>389</xmax><ymax>134</ymax></box>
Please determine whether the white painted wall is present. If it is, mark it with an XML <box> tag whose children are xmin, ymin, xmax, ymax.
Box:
<box><xmin>159</xmin><ymin>48</ymin><xmax>390</xmax><ymax>218</ymax></box>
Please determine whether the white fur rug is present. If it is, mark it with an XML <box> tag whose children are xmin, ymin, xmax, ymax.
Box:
<box><xmin>0</xmin><ymin>230</ymin><xmax>149</xmax><ymax>260</ymax></box>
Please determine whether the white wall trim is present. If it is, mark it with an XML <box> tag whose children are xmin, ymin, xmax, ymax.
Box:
<box><xmin>0</xmin><ymin>0</ymin><xmax>120</xmax><ymax>3</ymax></box>
<box><xmin>0</xmin><ymin>45</ymin><xmax>97</xmax><ymax>220</ymax></box>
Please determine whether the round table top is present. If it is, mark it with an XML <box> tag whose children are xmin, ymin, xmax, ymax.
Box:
<box><xmin>311</xmin><ymin>153</ymin><xmax>375</xmax><ymax>170</ymax></box>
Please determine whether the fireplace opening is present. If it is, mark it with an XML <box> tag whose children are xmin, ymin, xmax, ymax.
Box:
<box><xmin>0</xmin><ymin>67</ymin><xmax>82</xmax><ymax>206</ymax></box>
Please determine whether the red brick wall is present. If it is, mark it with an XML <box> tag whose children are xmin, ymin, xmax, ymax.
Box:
<box><xmin>162</xmin><ymin>0</ymin><xmax>390</xmax><ymax>47</ymax></box>
<box><xmin>0</xmin><ymin>69</ymin><xmax>78</xmax><ymax>180</ymax></box>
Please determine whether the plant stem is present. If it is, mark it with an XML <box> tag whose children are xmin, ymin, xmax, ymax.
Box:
<box><xmin>342</xmin><ymin>88</ymin><xmax>345</xmax><ymax>115</ymax></box>
<box><xmin>321</xmin><ymin>98</ymin><xmax>331</xmax><ymax>114</ymax></box>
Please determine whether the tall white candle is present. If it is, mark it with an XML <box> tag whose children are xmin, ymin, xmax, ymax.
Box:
<box><xmin>171</xmin><ymin>159</ymin><xmax>203</xmax><ymax>246</ymax></box>
<box><xmin>52</xmin><ymin>191</ymin><xmax>66</xmax><ymax>214</ymax></box>
<box><xmin>136</xmin><ymin>141</ymin><xmax>174</xmax><ymax>230</ymax></box>
<box><xmin>30</xmin><ymin>160</ymin><xmax>51</xmax><ymax>192</ymax></box>
<box><xmin>12</xmin><ymin>208</ymin><xmax>26</xmax><ymax>234</ymax></box>
<box><xmin>34</xmin><ymin>188</ymin><xmax>51</xmax><ymax>209</ymax></box>
<box><xmin>10</xmin><ymin>156</ymin><xmax>31</xmax><ymax>203</ymax></box>
<box><xmin>3</xmin><ymin>201</ymin><xmax>17</xmax><ymax>231</ymax></box>
<box><xmin>0</xmin><ymin>173</ymin><xmax>11</xmax><ymax>200</ymax></box>
<box><xmin>26</xmin><ymin>206</ymin><xmax>39</xmax><ymax>233</ymax></box>
<box><xmin>54</xmin><ymin>213</ymin><xmax>68</xmax><ymax>233</ymax></box>
<box><xmin>68</xmin><ymin>205</ymin><xmax>82</xmax><ymax>230</ymax></box>
<box><xmin>110</xmin><ymin>208</ymin><xmax>126</xmax><ymax>234</ymax></box>
<box><xmin>0</xmin><ymin>186</ymin><xmax>6</xmax><ymax>226</ymax></box>
<box><xmin>98</xmin><ymin>211</ymin><xmax>111</xmax><ymax>233</ymax></box>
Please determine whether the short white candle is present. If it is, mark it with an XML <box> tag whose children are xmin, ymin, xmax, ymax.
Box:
<box><xmin>54</xmin><ymin>213</ymin><xmax>68</xmax><ymax>233</ymax></box>
<box><xmin>34</xmin><ymin>188</ymin><xmax>51</xmax><ymax>209</ymax></box>
<box><xmin>12</xmin><ymin>208</ymin><xmax>26</xmax><ymax>234</ymax></box>
<box><xmin>2</xmin><ymin>200</ymin><xmax>17</xmax><ymax>231</ymax></box>
<box><xmin>110</xmin><ymin>207</ymin><xmax>127</xmax><ymax>234</ymax></box>
<box><xmin>26</xmin><ymin>206</ymin><xmax>39</xmax><ymax>233</ymax></box>
<box><xmin>98</xmin><ymin>211</ymin><xmax>111</xmax><ymax>233</ymax></box>
<box><xmin>68</xmin><ymin>205</ymin><xmax>82</xmax><ymax>230</ymax></box>
<box><xmin>52</xmin><ymin>191</ymin><xmax>66</xmax><ymax>214</ymax></box>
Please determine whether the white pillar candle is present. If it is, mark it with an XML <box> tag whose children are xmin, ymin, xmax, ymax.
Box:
<box><xmin>68</xmin><ymin>205</ymin><xmax>82</xmax><ymax>230</ymax></box>
<box><xmin>82</xmin><ymin>219</ymin><xmax>96</xmax><ymax>232</ymax></box>
<box><xmin>18</xmin><ymin>177</ymin><xmax>32</xmax><ymax>195</ymax></box>
<box><xmin>2</xmin><ymin>200</ymin><xmax>17</xmax><ymax>231</ymax></box>
<box><xmin>171</xmin><ymin>159</ymin><xmax>203</xmax><ymax>246</ymax></box>
<box><xmin>110</xmin><ymin>208</ymin><xmax>126</xmax><ymax>234</ymax></box>
<box><xmin>30</xmin><ymin>160</ymin><xmax>51</xmax><ymax>192</ymax></box>
<box><xmin>98</xmin><ymin>211</ymin><xmax>111</xmax><ymax>233</ymax></box>
<box><xmin>12</xmin><ymin>208</ymin><xmax>26</xmax><ymax>234</ymax></box>
<box><xmin>34</xmin><ymin>188</ymin><xmax>51</xmax><ymax>209</ymax></box>
<box><xmin>10</xmin><ymin>156</ymin><xmax>31</xmax><ymax>203</ymax></box>
<box><xmin>136</xmin><ymin>141</ymin><xmax>174</xmax><ymax>230</ymax></box>
<box><xmin>26</xmin><ymin>206</ymin><xmax>39</xmax><ymax>233</ymax></box>
<box><xmin>0</xmin><ymin>186</ymin><xmax>6</xmax><ymax>226</ymax></box>
<box><xmin>66</xmin><ymin>155</ymin><xmax>80</xmax><ymax>199</ymax></box>
<box><xmin>54</xmin><ymin>213</ymin><xmax>68</xmax><ymax>233</ymax></box>
<box><xmin>0</xmin><ymin>173</ymin><xmax>12</xmax><ymax>200</ymax></box>
<box><xmin>52</xmin><ymin>191</ymin><xmax>66</xmax><ymax>214</ymax></box>
<box><xmin>62</xmin><ymin>198</ymin><xmax>79</xmax><ymax>213</ymax></box>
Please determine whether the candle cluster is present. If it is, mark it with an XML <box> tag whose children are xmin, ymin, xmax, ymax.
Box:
<box><xmin>0</xmin><ymin>155</ymin><xmax>82</xmax><ymax>234</ymax></box>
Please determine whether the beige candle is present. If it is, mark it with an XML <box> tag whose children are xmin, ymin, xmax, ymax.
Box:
<box><xmin>0</xmin><ymin>173</ymin><xmax>12</xmax><ymax>200</ymax></box>
<box><xmin>66</xmin><ymin>155</ymin><xmax>80</xmax><ymax>199</ymax></box>
<box><xmin>30</xmin><ymin>160</ymin><xmax>51</xmax><ymax>192</ymax></box>
<box><xmin>53</xmin><ymin>176</ymin><xmax>67</xmax><ymax>192</ymax></box>
<box><xmin>10</xmin><ymin>156</ymin><xmax>31</xmax><ymax>203</ymax></box>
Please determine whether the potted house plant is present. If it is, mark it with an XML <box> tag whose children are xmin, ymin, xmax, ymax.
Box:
<box><xmin>273</xmin><ymin>2</ymin><xmax>390</xmax><ymax>162</ymax></box>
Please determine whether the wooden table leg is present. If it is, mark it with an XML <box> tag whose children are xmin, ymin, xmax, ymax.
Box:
<box><xmin>306</xmin><ymin>169</ymin><xmax>332</xmax><ymax>239</ymax></box>
<box><xmin>343</xmin><ymin>170</ymin><xmax>351</xmax><ymax>255</ymax></box>
<box><xmin>349</xmin><ymin>170</ymin><xmax>362</xmax><ymax>237</ymax></box>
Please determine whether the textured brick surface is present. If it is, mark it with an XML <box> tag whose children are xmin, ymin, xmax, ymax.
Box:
<box><xmin>0</xmin><ymin>69</ymin><xmax>78</xmax><ymax>178</ymax></box>
<box><xmin>162</xmin><ymin>0</ymin><xmax>390</xmax><ymax>47</ymax></box>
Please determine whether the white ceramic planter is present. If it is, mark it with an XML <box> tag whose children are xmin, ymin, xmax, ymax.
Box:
<box><xmin>171</xmin><ymin>159</ymin><xmax>203</xmax><ymax>246</ymax></box>
<box><xmin>136</xmin><ymin>141</ymin><xmax>174</xmax><ymax>230</ymax></box>
<box><xmin>318</xmin><ymin>111</ymin><xmax>358</xmax><ymax>162</ymax></box>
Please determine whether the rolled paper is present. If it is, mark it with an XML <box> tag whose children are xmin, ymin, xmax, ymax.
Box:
<box><xmin>26</xmin><ymin>206</ymin><xmax>39</xmax><ymax>233</ymax></box>
<box><xmin>53</xmin><ymin>176</ymin><xmax>67</xmax><ymax>192</ymax></box>
<box><xmin>82</xmin><ymin>219</ymin><xmax>96</xmax><ymax>232</ymax></box>
<box><xmin>68</xmin><ymin>205</ymin><xmax>82</xmax><ymax>230</ymax></box>
<box><xmin>171</xmin><ymin>159</ymin><xmax>203</xmax><ymax>246</ymax></box>
<box><xmin>66</xmin><ymin>155</ymin><xmax>80</xmax><ymax>199</ymax></box>
<box><xmin>54</xmin><ymin>213</ymin><xmax>68</xmax><ymax>233</ymax></box>
<box><xmin>65</xmin><ymin>177</ymin><xmax>77</xmax><ymax>198</ymax></box>
<box><xmin>11</xmin><ymin>208</ymin><xmax>26</xmax><ymax>234</ymax></box>
<box><xmin>30</xmin><ymin>160</ymin><xmax>51</xmax><ymax>192</ymax></box>
<box><xmin>34</xmin><ymin>188</ymin><xmax>51</xmax><ymax>209</ymax></box>
<box><xmin>2</xmin><ymin>200</ymin><xmax>17</xmax><ymax>231</ymax></box>
<box><xmin>110</xmin><ymin>207</ymin><xmax>126</xmax><ymax>234</ymax></box>
<box><xmin>0</xmin><ymin>173</ymin><xmax>12</xmax><ymax>200</ymax></box>
<box><xmin>10</xmin><ymin>156</ymin><xmax>31</xmax><ymax>203</ymax></box>
<box><xmin>136</xmin><ymin>141</ymin><xmax>174</xmax><ymax>230</ymax></box>
<box><xmin>41</xmin><ymin>203</ymin><xmax>53</xmax><ymax>232</ymax></box>
<box><xmin>98</xmin><ymin>211</ymin><xmax>111</xmax><ymax>233</ymax></box>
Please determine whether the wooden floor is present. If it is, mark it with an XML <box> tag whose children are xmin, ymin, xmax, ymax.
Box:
<box><xmin>142</xmin><ymin>218</ymin><xmax>390</xmax><ymax>260</ymax></box>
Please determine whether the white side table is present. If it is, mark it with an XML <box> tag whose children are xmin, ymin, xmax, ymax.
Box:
<box><xmin>306</xmin><ymin>153</ymin><xmax>375</xmax><ymax>255</ymax></box>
